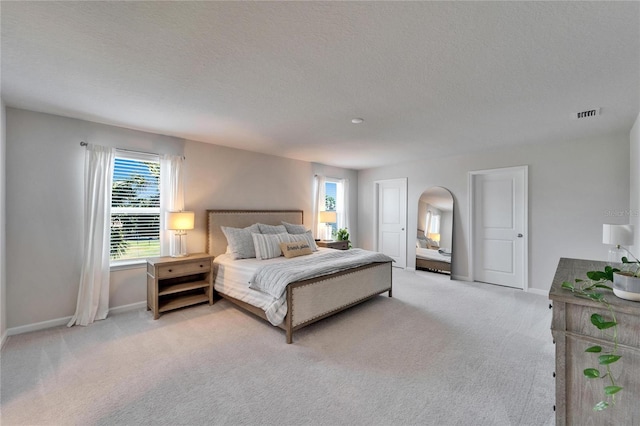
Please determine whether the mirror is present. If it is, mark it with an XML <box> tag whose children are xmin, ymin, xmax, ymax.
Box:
<box><xmin>416</xmin><ymin>186</ymin><xmax>454</xmax><ymax>276</ymax></box>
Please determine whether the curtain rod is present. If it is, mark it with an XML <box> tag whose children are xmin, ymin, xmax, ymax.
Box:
<box><xmin>79</xmin><ymin>141</ymin><xmax>185</xmax><ymax>159</ymax></box>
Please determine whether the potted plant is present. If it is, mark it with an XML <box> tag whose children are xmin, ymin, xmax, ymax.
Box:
<box><xmin>612</xmin><ymin>254</ymin><xmax>640</xmax><ymax>301</ymax></box>
<box><xmin>335</xmin><ymin>228</ymin><xmax>351</xmax><ymax>248</ymax></box>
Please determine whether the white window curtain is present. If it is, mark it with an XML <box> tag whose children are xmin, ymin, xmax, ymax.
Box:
<box><xmin>336</xmin><ymin>178</ymin><xmax>349</xmax><ymax>231</ymax></box>
<box><xmin>68</xmin><ymin>144</ymin><xmax>116</xmax><ymax>327</ymax></box>
<box><xmin>160</xmin><ymin>154</ymin><xmax>185</xmax><ymax>256</ymax></box>
<box><xmin>312</xmin><ymin>175</ymin><xmax>327</xmax><ymax>239</ymax></box>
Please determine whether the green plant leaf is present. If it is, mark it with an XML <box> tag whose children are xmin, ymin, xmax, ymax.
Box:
<box><xmin>588</xmin><ymin>293</ymin><xmax>604</xmax><ymax>301</ymax></box>
<box><xmin>590</xmin><ymin>314</ymin><xmax>616</xmax><ymax>330</ymax></box>
<box><xmin>561</xmin><ymin>281</ymin><xmax>574</xmax><ymax>290</ymax></box>
<box><xmin>593</xmin><ymin>284</ymin><xmax>613</xmax><ymax>291</ymax></box>
<box><xmin>585</xmin><ymin>346</ymin><xmax>602</xmax><ymax>353</ymax></box>
<box><xmin>604</xmin><ymin>386</ymin><xmax>623</xmax><ymax>395</ymax></box>
<box><xmin>583</xmin><ymin>368</ymin><xmax>601</xmax><ymax>378</ymax></box>
<box><xmin>598</xmin><ymin>355</ymin><xmax>622</xmax><ymax>365</ymax></box>
<box><xmin>587</xmin><ymin>271</ymin><xmax>605</xmax><ymax>281</ymax></box>
<box><xmin>593</xmin><ymin>401</ymin><xmax>609</xmax><ymax>411</ymax></box>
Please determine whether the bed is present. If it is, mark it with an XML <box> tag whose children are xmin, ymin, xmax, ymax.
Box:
<box><xmin>207</xmin><ymin>209</ymin><xmax>393</xmax><ymax>343</ymax></box>
<box><xmin>415</xmin><ymin>247</ymin><xmax>451</xmax><ymax>274</ymax></box>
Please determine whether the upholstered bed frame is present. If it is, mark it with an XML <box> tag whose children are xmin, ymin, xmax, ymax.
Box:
<box><xmin>415</xmin><ymin>257</ymin><xmax>451</xmax><ymax>274</ymax></box>
<box><xmin>207</xmin><ymin>209</ymin><xmax>393</xmax><ymax>343</ymax></box>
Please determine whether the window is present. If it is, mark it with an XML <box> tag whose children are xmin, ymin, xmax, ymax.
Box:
<box><xmin>110</xmin><ymin>152</ymin><xmax>161</xmax><ymax>262</ymax></box>
<box><xmin>324</xmin><ymin>179</ymin><xmax>344</xmax><ymax>236</ymax></box>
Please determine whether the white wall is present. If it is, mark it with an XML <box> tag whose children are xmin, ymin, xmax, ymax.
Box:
<box><xmin>6</xmin><ymin>108</ymin><xmax>356</xmax><ymax>329</ymax></box>
<box><xmin>1</xmin><ymin>99</ymin><xmax>6</xmax><ymax>345</ymax></box>
<box><xmin>630</xmin><ymin>113</ymin><xmax>640</xmax><ymax>255</ymax></box>
<box><xmin>357</xmin><ymin>133</ymin><xmax>631</xmax><ymax>292</ymax></box>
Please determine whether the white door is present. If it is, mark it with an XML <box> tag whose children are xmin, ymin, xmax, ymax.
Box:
<box><xmin>376</xmin><ymin>178</ymin><xmax>407</xmax><ymax>268</ymax></box>
<box><xmin>471</xmin><ymin>166</ymin><xmax>527</xmax><ymax>289</ymax></box>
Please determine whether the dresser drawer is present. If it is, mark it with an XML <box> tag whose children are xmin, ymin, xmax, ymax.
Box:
<box><xmin>157</xmin><ymin>260</ymin><xmax>211</xmax><ymax>278</ymax></box>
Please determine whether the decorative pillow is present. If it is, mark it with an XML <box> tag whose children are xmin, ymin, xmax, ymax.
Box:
<box><xmin>296</xmin><ymin>230</ymin><xmax>318</xmax><ymax>251</ymax></box>
<box><xmin>257</xmin><ymin>223</ymin><xmax>288</xmax><ymax>234</ymax></box>
<box><xmin>252</xmin><ymin>232</ymin><xmax>292</xmax><ymax>260</ymax></box>
<box><xmin>280</xmin><ymin>240</ymin><xmax>313</xmax><ymax>258</ymax></box>
<box><xmin>281</xmin><ymin>221</ymin><xmax>308</xmax><ymax>234</ymax></box>
<box><xmin>221</xmin><ymin>224</ymin><xmax>260</xmax><ymax>259</ymax></box>
<box><xmin>416</xmin><ymin>239</ymin><xmax>428</xmax><ymax>249</ymax></box>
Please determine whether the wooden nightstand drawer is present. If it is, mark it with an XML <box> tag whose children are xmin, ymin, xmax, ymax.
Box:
<box><xmin>157</xmin><ymin>259</ymin><xmax>211</xmax><ymax>278</ymax></box>
<box><xmin>317</xmin><ymin>240</ymin><xmax>349</xmax><ymax>250</ymax></box>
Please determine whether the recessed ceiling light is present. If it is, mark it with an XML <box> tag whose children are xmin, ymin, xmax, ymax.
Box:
<box><xmin>351</xmin><ymin>118</ymin><xmax>364</xmax><ymax>124</ymax></box>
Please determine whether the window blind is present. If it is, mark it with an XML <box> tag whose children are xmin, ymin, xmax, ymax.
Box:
<box><xmin>110</xmin><ymin>154</ymin><xmax>161</xmax><ymax>261</ymax></box>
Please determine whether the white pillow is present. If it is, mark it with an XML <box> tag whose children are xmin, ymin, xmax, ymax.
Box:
<box><xmin>257</xmin><ymin>223</ymin><xmax>288</xmax><ymax>234</ymax></box>
<box><xmin>252</xmin><ymin>232</ymin><xmax>293</xmax><ymax>260</ymax></box>
<box><xmin>281</xmin><ymin>221</ymin><xmax>308</xmax><ymax>234</ymax></box>
<box><xmin>221</xmin><ymin>224</ymin><xmax>260</xmax><ymax>259</ymax></box>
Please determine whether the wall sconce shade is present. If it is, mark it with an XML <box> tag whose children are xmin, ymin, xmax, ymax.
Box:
<box><xmin>165</xmin><ymin>211</ymin><xmax>195</xmax><ymax>257</ymax></box>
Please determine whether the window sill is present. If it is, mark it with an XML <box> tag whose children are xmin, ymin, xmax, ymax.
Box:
<box><xmin>110</xmin><ymin>259</ymin><xmax>147</xmax><ymax>271</ymax></box>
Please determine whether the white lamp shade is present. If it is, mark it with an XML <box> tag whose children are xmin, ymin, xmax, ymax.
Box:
<box><xmin>428</xmin><ymin>232</ymin><xmax>441</xmax><ymax>242</ymax></box>
<box><xmin>602</xmin><ymin>224</ymin><xmax>634</xmax><ymax>246</ymax></box>
<box><xmin>319</xmin><ymin>211</ymin><xmax>337</xmax><ymax>224</ymax></box>
<box><xmin>165</xmin><ymin>211</ymin><xmax>195</xmax><ymax>231</ymax></box>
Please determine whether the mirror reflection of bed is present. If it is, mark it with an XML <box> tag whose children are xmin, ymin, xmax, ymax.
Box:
<box><xmin>416</xmin><ymin>186</ymin><xmax>454</xmax><ymax>276</ymax></box>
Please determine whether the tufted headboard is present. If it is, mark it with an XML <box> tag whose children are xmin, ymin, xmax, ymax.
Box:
<box><xmin>207</xmin><ymin>209</ymin><xmax>304</xmax><ymax>257</ymax></box>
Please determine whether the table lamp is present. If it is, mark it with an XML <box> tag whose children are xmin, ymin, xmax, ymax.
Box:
<box><xmin>165</xmin><ymin>211</ymin><xmax>195</xmax><ymax>257</ymax></box>
<box><xmin>319</xmin><ymin>211</ymin><xmax>337</xmax><ymax>241</ymax></box>
<box><xmin>602</xmin><ymin>224</ymin><xmax>634</xmax><ymax>263</ymax></box>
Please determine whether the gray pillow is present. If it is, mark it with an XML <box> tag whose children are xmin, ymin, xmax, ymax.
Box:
<box><xmin>257</xmin><ymin>223</ymin><xmax>288</xmax><ymax>234</ymax></box>
<box><xmin>296</xmin><ymin>230</ymin><xmax>318</xmax><ymax>251</ymax></box>
<box><xmin>221</xmin><ymin>224</ymin><xmax>260</xmax><ymax>259</ymax></box>
<box><xmin>252</xmin><ymin>232</ymin><xmax>292</xmax><ymax>260</ymax></box>
<box><xmin>281</xmin><ymin>221</ymin><xmax>308</xmax><ymax>234</ymax></box>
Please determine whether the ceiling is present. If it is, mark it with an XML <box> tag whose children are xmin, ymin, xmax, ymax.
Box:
<box><xmin>2</xmin><ymin>2</ymin><xmax>639</xmax><ymax>170</ymax></box>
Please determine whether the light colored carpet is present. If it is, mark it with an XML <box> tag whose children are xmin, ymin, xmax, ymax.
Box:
<box><xmin>1</xmin><ymin>269</ymin><xmax>555</xmax><ymax>425</ymax></box>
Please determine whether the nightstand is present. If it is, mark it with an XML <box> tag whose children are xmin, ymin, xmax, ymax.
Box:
<box><xmin>146</xmin><ymin>253</ymin><xmax>214</xmax><ymax>319</ymax></box>
<box><xmin>316</xmin><ymin>240</ymin><xmax>350</xmax><ymax>250</ymax></box>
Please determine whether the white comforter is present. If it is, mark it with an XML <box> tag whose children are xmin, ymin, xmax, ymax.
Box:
<box><xmin>214</xmin><ymin>248</ymin><xmax>392</xmax><ymax>326</ymax></box>
<box><xmin>249</xmin><ymin>248</ymin><xmax>393</xmax><ymax>298</ymax></box>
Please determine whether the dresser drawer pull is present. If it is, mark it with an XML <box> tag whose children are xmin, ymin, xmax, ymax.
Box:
<box><xmin>168</xmin><ymin>269</ymin><xmax>172</xmax><ymax>273</ymax></box>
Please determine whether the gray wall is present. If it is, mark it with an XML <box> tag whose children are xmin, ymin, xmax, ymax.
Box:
<box><xmin>1</xmin><ymin>99</ymin><xmax>6</xmax><ymax>343</ymax></box>
<box><xmin>631</xmin><ymin>113</ymin><xmax>640</xmax><ymax>255</ymax></box>
<box><xmin>5</xmin><ymin>108</ymin><xmax>357</xmax><ymax>329</ymax></box>
<box><xmin>357</xmin><ymin>133</ymin><xmax>631</xmax><ymax>293</ymax></box>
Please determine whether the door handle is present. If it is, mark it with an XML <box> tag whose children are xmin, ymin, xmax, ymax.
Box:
<box><xmin>517</xmin><ymin>233</ymin><xmax>523</xmax><ymax>238</ymax></box>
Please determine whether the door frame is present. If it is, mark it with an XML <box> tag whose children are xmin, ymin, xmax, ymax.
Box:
<box><xmin>373</xmin><ymin>178</ymin><xmax>408</xmax><ymax>268</ymax></box>
<box><xmin>468</xmin><ymin>166</ymin><xmax>529</xmax><ymax>291</ymax></box>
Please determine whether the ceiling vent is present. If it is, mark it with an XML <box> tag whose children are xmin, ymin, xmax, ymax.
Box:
<box><xmin>571</xmin><ymin>108</ymin><xmax>601</xmax><ymax>120</ymax></box>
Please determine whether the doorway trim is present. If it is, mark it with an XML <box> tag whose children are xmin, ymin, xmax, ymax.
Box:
<box><xmin>468</xmin><ymin>166</ymin><xmax>529</xmax><ymax>291</ymax></box>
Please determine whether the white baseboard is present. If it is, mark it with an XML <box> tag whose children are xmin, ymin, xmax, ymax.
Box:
<box><xmin>5</xmin><ymin>301</ymin><xmax>147</xmax><ymax>338</ymax></box>
<box><xmin>526</xmin><ymin>287</ymin><xmax>549</xmax><ymax>297</ymax></box>
<box><xmin>452</xmin><ymin>274</ymin><xmax>471</xmax><ymax>281</ymax></box>
<box><xmin>7</xmin><ymin>315</ymin><xmax>71</xmax><ymax>336</ymax></box>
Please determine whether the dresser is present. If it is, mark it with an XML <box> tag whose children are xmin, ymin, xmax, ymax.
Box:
<box><xmin>549</xmin><ymin>258</ymin><xmax>640</xmax><ymax>425</ymax></box>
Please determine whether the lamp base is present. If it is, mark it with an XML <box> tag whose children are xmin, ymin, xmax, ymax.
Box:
<box><xmin>608</xmin><ymin>246</ymin><xmax>625</xmax><ymax>263</ymax></box>
<box><xmin>170</xmin><ymin>232</ymin><xmax>189</xmax><ymax>258</ymax></box>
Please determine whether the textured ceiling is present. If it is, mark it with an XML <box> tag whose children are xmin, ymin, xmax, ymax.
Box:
<box><xmin>2</xmin><ymin>2</ymin><xmax>639</xmax><ymax>170</ymax></box>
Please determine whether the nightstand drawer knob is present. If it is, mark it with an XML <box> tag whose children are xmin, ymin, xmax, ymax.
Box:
<box><xmin>168</xmin><ymin>269</ymin><xmax>173</xmax><ymax>273</ymax></box>
<box><xmin>200</xmin><ymin>264</ymin><xmax>204</xmax><ymax>268</ymax></box>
